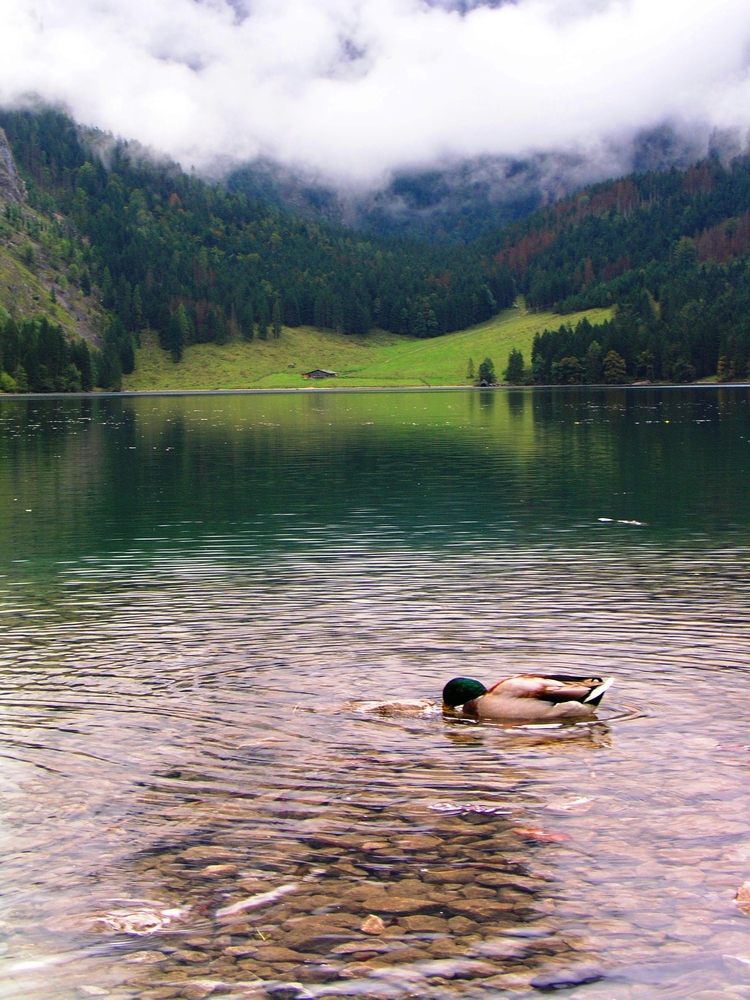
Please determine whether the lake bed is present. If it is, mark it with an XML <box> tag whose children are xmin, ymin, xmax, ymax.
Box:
<box><xmin>1</xmin><ymin>387</ymin><xmax>749</xmax><ymax>999</ymax></box>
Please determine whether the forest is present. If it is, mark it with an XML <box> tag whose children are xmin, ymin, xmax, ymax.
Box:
<box><xmin>2</xmin><ymin>106</ymin><xmax>750</xmax><ymax>390</ymax></box>
<box><xmin>489</xmin><ymin>162</ymin><xmax>750</xmax><ymax>383</ymax></box>
<box><xmin>0</xmin><ymin>108</ymin><xmax>514</xmax><ymax>389</ymax></box>
<box><xmin>0</xmin><ymin>313</ymin><xmax>93</xmax><ymax>393</ymax></box>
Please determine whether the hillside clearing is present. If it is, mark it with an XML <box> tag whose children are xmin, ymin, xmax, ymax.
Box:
<box><xmin>123</xmin><ymin>305</ymin><xmax>613</xmax><ymax>392</ymax></box>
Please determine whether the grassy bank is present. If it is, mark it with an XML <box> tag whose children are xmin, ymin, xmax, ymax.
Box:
<box><xmin>123</xmin><ymin>305</ymin><xmax>613</xmax><ymax>392</ymax></box>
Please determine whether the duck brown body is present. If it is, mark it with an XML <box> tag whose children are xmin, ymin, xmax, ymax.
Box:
<box><xmin>442</xmin><ymin>673</ymin><xmax>613</xmax><ymax>722</ymax></box>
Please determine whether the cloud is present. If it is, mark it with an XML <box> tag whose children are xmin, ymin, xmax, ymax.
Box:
<box><xmin>1</xmin><ymin>0</ymin><xmax>749</xmax><ymax>186</ymax></box>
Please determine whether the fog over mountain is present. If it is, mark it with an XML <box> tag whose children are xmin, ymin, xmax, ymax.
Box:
<box><xmin>1</xmin><ymin>0</ymin><xmax>749</xmax><ymax>193</ymax></box>
<box><xmin>227</xmin><ymin>122</ymin><xmax>740</xmax><ymax>242</ymax></box>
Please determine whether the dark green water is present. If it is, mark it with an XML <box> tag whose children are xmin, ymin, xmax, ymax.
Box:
<box><xmin>1</xmin><ymin>387</ymin><xmax>749</xmax><ymax>999</ymax></box>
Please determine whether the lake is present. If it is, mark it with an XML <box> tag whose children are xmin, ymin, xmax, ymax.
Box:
<box><xmin>0</xmin><ymin>386</ymin><xmax>749</xmax><ymax>1000</ymax></box>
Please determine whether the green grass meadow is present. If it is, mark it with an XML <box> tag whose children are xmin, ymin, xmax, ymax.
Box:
<box><xmin>123</xmin><ymin>305</ymin><xmax>613</xmax><ymax>392</ymax></box>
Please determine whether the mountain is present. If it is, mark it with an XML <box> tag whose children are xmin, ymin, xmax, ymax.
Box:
<box><xmin>226</xmin><ymin>155</ymin><xmax>551</xmax><ymax>244</ymax></box>
<box><xmin>487</xmin><ymin>157</ymin><xmax>750</xmax><ymax>383</ymax></box>
<box><xmin>0</xmin><ymin>125</ymin><xmax>106</xmax><ymax>391</ymax></box>
<box><xmin>2</xmin><ymin>106</ymin><xmax>750</xmax><ymax>393</ymax></box>
<box><xmin>0</xmin><ymin>107</ymin><xmax>514</xmax><ymax>390</ymax></box>
<box><xmin>226</xmin><ymin>124</ymin><xmax>738</xmax><ymax>246</ymax></box>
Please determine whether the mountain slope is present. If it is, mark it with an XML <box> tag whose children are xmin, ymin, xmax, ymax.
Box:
<box><xmin>0</xmin><ymin>108</ymin><xmax>514</xmax><ymax>381</ymax></box>
<box><xmin>0</xmin><ymin>126</ymin><xmax>104</xmax><ymax>343</ymax></box>
<box><xmin>488</xmin><ymin>160</ymin><xmax>750</xmax><ymax>307</ymax></box>
<box><xmin>226</xmin><ymin>124</ymin><xmax>730</xmax><ymax>246</ymax></box>
<box><xmin>3</xmin><ymin>106</ymin><xmax>750</xmax><ymax>392</ymax></box>
<box><xmin>480</xmin><ymin>157</ymin><xmax>750</xmax><ymax>382</ymax></box>
<box><xmin>0</xmin><ymin>125</ymin><xmax>105</xmax><ymax>391</ymax></box>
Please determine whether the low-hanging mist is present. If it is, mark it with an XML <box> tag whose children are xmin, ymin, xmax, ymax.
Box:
<box><xmin>1</xmin><ymin>0</ymin><xmax>749</xmax><ymax>190</ymax></box>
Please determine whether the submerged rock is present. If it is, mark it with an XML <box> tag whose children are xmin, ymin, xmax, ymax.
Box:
<box><xmin>360</xmin><ymin>914</ymin><xmax>387</xmax><ymax>935</ymax></box>
<box><xmin>735</xmin><ymin>881</ymin><xmax>750</xmax><ymax>916</ymax></box>
<box><xmin>530</xmin><ymin>963</ymin><xmax>605</xmax><ymax>990</ymax></box>
<box><xmin>357</xmin><ymin>893</ymin><xmax>427</xmax><ymax>916</ymax></box>
<box><xmin>91</xmin><ymin>902</ymin><xmax>190</xmax><ymax>936</ymax></box>
<box><xmin>264</xmin><ymin>983</ymin><xmax>315</xmax><ymax>1000</ymax></box>
<box><xmin>351</xmin><ymin>699</ymin><xmax>438</xmax><ymax>717</ymax></box>
<box><xmin>181</xmin><ymin>846</ymin><xmax>238</xmax><ymax>863</ymax></box>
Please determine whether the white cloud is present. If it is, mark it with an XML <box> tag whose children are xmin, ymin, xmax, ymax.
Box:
<box><xmin>0</xmin><ymin>0</ymin><xmax>748</xmax><ymax>185</ymax></box>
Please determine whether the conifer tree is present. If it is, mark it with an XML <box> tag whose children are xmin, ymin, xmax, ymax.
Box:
<box><xmin>603</xmin><ymin>349</ymin><xmax>627</xmax><ymax>384</ymax></box>
<box><xmin>504</xmin><ymin>348</ymin><xmax>525</xmax><ymax>384</ymax></box>
<box><xmin>477</xmin><ymin>357</ymin><xmax>497</xmax><ymax>385</ymax></box>
<box><xmin>272</xmin><ymin>297</ymin><xmax>282</xmax><ymax>339</ymax></box>
<box><xmin>165</xmin><ymin>304</ymin><xmax>190</xmax><ymax>362</ymax></box>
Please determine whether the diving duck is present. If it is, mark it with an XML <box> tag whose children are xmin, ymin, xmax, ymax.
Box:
<box><xmin>442</xmin><ymin>673</ymin><xmax>614</xmax><ymax>723</ymax></box>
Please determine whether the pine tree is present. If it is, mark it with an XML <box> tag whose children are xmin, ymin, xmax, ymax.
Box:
<box><xmin>272</xmin><ymin>297</ymin><xmax>282</xmax><ymax>339</ymax></box>
<box><xmin>477</xmin><ymin>357</ymin><xmax>497</xmax><ymax>385</ymax></box>
<box><xmin>97</xmin><ymin>343</ymin><xmax>122</xmax><ymax>389</ymax></box>
<box><xmin>13</xmin><ymin>364</ymin><xmax>29</xmax><ymax>392</ymax></box>
<box><xmin>504</xmin><ymin>348</ymin><xmax>525</xmax><ymax>384</ymax></box>
<box><xmin>584</xmin><ymin>340</ymin><xmax>603</xmax><ymax>383</ymax></box>
<box><xmin>166</xmin><ymin>304</ymin><xmax>190</xmax><ymax>362</ymax></box>
<box><xmin>603</xmin><ymin>349</ymin><xmax>627</xmax><ymax>384</ymax></box>
<box><xmin>257</xmin><ymin>296</ymin><xmax>270</xmax><ymax>340</ymax></box>
<box><xmin>717</xmin><ymin>355</ymin><xmax>735</xmax><ymax>382</ymax></box>
<box><xmin>241</xmin><ymin>300</ymin><xmax>255</xmax><ymax>341</ymax></box>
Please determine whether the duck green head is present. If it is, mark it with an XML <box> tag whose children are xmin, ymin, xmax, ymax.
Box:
<box><xmin>442</xmin><ymin>677</ymin><xmax>487</xmax><ymax>708</ymax></box>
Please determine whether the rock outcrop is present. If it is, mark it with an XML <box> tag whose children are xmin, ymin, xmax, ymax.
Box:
<box><xmin>0</xmin><ymin>127</ymin><xmax>26</xmax><ymax>204</ymax></box>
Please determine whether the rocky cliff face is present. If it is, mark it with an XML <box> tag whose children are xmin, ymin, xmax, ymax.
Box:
<box><xmin>0</xmin><ymin>127</ymin><xmax>26</xmax><ymax>204</ymax></box>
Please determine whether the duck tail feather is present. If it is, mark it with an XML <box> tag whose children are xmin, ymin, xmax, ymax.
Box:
<box><xmin>583</xmin><ymin>677</ymin><xmax>614</xmax><ymax>705</ymax></box>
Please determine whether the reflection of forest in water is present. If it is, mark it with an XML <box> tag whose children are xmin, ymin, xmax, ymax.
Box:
<box><xmin>1</xmin><ymin>387</ymin><xmax>749</xmax><ymax>566</ymax></box>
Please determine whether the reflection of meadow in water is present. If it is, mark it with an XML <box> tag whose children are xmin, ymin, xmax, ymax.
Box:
<box><xmin>0</xmin><ymin>387</ymin><xmax>749</xmax><ymax>999</ymax></box>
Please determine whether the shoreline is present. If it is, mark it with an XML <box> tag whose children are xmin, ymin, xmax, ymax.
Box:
<box><xmin>1</xmin><ymin>381</ymin><xmax>749</xmax><ymax>401</ymax></box>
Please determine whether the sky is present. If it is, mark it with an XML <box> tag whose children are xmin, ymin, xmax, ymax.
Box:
<box><xmin>1</xmin><ymin>0</ymin><xmax>749</xmax><ymax>186</ymax></box>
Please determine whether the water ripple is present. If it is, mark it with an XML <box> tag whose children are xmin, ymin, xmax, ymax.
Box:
<box><xmin>1</xmin><ymin>389</ymin><xmax>750</xmax><ymax>998</ymax></box>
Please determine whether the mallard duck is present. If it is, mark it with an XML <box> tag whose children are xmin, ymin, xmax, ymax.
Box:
<box><xmin>442</xmin><ymin>674</ymin><xmax>614</xmax><ymax>723</ymax></box>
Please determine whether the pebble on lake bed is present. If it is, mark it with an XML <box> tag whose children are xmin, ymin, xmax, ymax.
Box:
<box><xmin>736</xmin><ymin>881</ymin><xmax>750</xmax><ymax>915</ymax></box>
<box><xmin>360</xmin><ymin>914</ymin><xmax>387</xmax><ymax>935</ymax></box>
<box><xmin>512</xmin><ymin>826</ymin><xmax>570</xmax><ymax>844</ymax></box>
<box><xmin>91</xmin><ymin>903</ymin><xmax>190</xmax><ymax>936</ymax></box>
